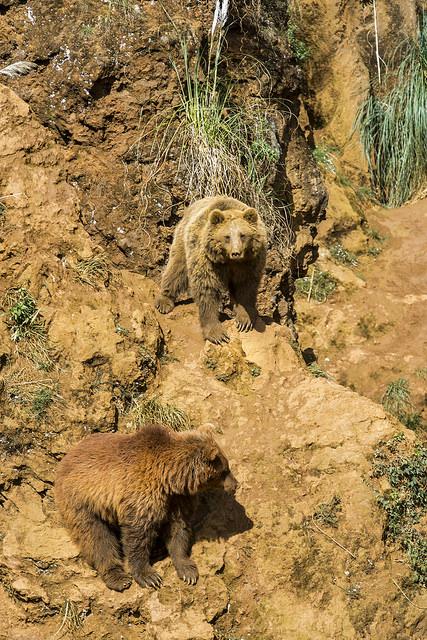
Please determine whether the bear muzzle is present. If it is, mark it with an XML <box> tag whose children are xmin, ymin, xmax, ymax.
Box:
<box><xmin>223</xmin><ymin>472</ymin><xmax>238</xmax><ymax>495</ymax></box>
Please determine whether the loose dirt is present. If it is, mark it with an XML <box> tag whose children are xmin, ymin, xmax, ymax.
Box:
<box><xmin>295</xmin><ymin>198</ymin><xmax>427</xmax><ymax>422</ymax></box>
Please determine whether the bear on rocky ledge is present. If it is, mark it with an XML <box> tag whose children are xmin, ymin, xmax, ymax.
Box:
<box><xmin>156</xmin><ymin>196</ymin><xmax>267</xmax><ymax>344</ymax></box>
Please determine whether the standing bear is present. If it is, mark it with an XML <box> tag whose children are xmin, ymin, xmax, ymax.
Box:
<box><xmin>55</xmin><ymin>423</ymin><xmax>237</xmax><ymax>591</ymax></box>
<box><xmin>156</xmin><ymin>196</ymin><xmax>267</xmax><ymax>344</ymax></box>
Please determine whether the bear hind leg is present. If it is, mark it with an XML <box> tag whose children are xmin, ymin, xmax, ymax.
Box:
<box><xmin>68</xmin><ymin>507</ymin><xmax>131</xmax><ymax>592</ymax></box>
<box><xmin>156</xmin><ymin>239</ymin><xmax>188</xmax><ymax>314</ymax></box>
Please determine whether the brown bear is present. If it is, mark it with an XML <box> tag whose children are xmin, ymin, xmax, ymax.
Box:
<box><xmin>55</xmin><ymin>423</ymin><xmax>237</xmax><ymax>592</ymax></box>
<box><xmin>155</xmin><ymin>196</ymin><xmax>267</xmax><ymax>344</ymax></box>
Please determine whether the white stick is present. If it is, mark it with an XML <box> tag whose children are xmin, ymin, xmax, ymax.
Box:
<box><xmin>373</xmin><ymin>0</ymin><xmax>381</xmax><ymax>84</ymax></box>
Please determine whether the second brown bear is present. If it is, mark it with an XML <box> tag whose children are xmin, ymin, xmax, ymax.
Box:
<box><xmin>55</xmin><ymin>424</ymin><xmax>237</xmax><ymax>591</ymax></box>
<box><xmin>156</xmin><ymin>196</ymin><xmax>267</xmax><ymax>344</ymax></box>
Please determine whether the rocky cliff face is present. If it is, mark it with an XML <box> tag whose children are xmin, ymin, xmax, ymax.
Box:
<box><xmin>0</xmin><ymin>0</ymin><xmax>327</xmax><ymax>320</ymax></box>
<box><xmin>0</xmin><ymin>2</ymin><xmax>426</xmax><ymax>639</ymax></box>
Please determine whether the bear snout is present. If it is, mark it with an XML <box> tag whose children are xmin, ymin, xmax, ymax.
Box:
<box><xmin>223</xmin><ymin>472</ymin><xmax>238</xmax><ymax>495</ymax></box>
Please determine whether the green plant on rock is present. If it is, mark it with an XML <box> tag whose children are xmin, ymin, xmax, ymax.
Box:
<box><xmin>31</xmin><ymin>388</ymin><xmax>54</xmax><ymax>420</ymax></box>
<box><xmin>373</xmin><ymin>437</ymin><xmax>427</xmax><ymax>586</ymax></box>
<box><xmin>329</xmin><ymin>243</ymin><xmax>358</xmax><ymax>267</ymax></box>
<box><xmin>307</xmin><ymin>362</ymin><xmax>331</xmax><ymax>379</ymax></box>
<box><xmin>312</xmin><ymin>144</ymin><xmax>339</xmax><ymax>174</ymax></box>
<box><xmin>3</xmin><ymin>288</ymin><xmax>54</xmax><ymax>370</ymax></box>
<box><xmin>295</xmin><ymin>269</ymin><xmax>337</xmax><ymax>303</ymax></box>
<box><xmin>286</xmin><ymin>13</ymin><xmax>310</xmax><ymax>63</ymax></box>
<box><xmin>314</xmin><ymin>495</ymin><xmax>342</xmax><ymax>528</ymax></box>
<box><xmin>355</xmin><ymin>15</ymin><xmax>427</xmax><ymax>206</ymax></box>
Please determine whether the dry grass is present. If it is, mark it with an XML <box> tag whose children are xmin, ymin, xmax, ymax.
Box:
<box><xmin>131</xmin><ymin>396</ymin><xmax>192</xmax><ymax>431</ymax></box>
<box><xmin>4</xmin><ymin>369</ymin><xmax>62</xmax><ymax>420</ymax></box>
<box><xmin>75</xmin><ymin>252</ymin><xmax>110</xmax><ymax>288</ymax></box>
<box><xmin>138</xmin><ymin>34</ymin><xmax>292</xmax><ymax>262</ymax></box>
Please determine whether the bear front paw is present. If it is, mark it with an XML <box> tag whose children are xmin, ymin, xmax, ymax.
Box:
<box><xmin>175</xmin><ymin>561</ymin><xmax>199</xmax><ymax>585</ymax></box>
<box><xmin>203</xmin><ymin>324</ymin><xmax>230</xmax><ymax>344</ymax></box>
<box><xmin>134</xmin><ymin>569</ymin><xmax>163</xmax><ymax>589</ymax></box>
<box><xmin>102</xmin><ymin>566</ymin><xmax>132</xmax><ymax>592</ymax></box>
<box><xmin>235</xmin><ymin>308</ymin><xmax>255</xmax><ymax>332</ymax></box>
<box><xmin>155</xmin><ymin>295</ymin><xmax>175</xmax><ymax>314</ymax></box>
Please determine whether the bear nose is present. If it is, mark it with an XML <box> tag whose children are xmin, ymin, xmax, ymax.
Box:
<box><xmin>231</xmin><ymin>251</ymin><xmax>242</xmax><ymax>257</ymax></box>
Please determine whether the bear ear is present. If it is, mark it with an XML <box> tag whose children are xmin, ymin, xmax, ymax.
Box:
<box><xmin>243</xmin><ymin>208</ymin><xmax>258</xmax><ymax>224</ymax></box>
<box><xmin>199</xmin><ymin>423</ymin><xmax>217</xmax><ymax>437</ymax></box>
<box><xmin>210</xmin><ymin>209</ymin><xmax>225</xmax><ymax>225</ymax></box>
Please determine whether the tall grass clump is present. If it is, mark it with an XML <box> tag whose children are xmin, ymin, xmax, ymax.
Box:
<box><xmin>139</xmin><ymin>14</ymin><xmax>291</xmax><ymax>260</ymax></box>
<box><xmin>356</xmin><ymin>16</ymin><xmax>427</xmax><ymax>206</ymax></box>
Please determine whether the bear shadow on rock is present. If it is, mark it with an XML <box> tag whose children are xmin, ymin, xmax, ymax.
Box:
<box><xmin>150</xmin><ymin>490</ymin><xmax>253</xmax><ymax>565</ymax></box>
<box><xmin>192</xmin><ymin>489</ymin><xmax>253</xmax><ymax>542</ymax></box>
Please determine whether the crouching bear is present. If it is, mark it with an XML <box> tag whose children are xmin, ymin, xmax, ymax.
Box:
<box><xmin>156</xmin><ymin>196</ymin><xmax>267</xmax><ymax>344</ymax></box>
<box><xmin>55</xmin><ymin>424</ymin><xmax>237</xmax><ymax>591</ymax></box>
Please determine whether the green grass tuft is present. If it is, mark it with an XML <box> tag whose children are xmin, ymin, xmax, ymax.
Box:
<box><xmin>31</xmin><ymin>388</ymin><xmax>54</xmax><ymax>420</ymax></box>
<box><xmin>75</xmin><ymin>253</ymin><xmax>110</xmax><ymax>288</ymax></box>
<box><xmin>355</xmin><ymin>17</ymin><xmax>427</xmax><ymax>206</ymax></box>
<box><xmin>381</xmin><ymin>378</ymin><xmax>424</xmax><ymax>430</ymax></box>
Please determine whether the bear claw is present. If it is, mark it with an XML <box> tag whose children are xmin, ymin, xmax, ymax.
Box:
<box><xmin>135</xmin><ymin>570</ymin><xmax>163</xmax><ymax>589</ymax></box>
<box><xmin>102</xmin><ymin>567</ymin><xmax>132</xmax><ymax>592</ymax></box>
<box><xmin>176</xmin><ymin>562</ymin><xmax>199</xmax><ymax>585</ymax></box>
<box><xmin>155</xmin><ymin>295</ymin><xmax>175</xmax><ymax>314</ymax></box>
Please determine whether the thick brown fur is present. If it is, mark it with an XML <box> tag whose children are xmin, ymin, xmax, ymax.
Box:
<box><xmin>55</xmin><ymin>424</ymin><xmax>237</xmax><ymax>592</ymax></box>
<box><xmin>155</xmin><ymin>196</ymin><xmax>267</xmax><ymax>344</ymax></box>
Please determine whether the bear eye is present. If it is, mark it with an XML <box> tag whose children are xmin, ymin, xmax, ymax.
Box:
<box><xmin>212</xmin><ymin>454</ymin><xmax>223</xmax><ymax>469</ymax></box>
<box><xmin>240</xmin><ymin>234</ymin><xmax>246</xmax><ymax>240</ymax></box>
<box><xmin>224</xmin><ymin>235</ymin><xmax>230</xmax><ymax>241</ymax></box>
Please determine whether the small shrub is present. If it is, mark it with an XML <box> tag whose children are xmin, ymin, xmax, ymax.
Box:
<box><xmin>31</xmin><ymin>388</ymin><xmax>54</xmax><ymax>420</ymax></box>
<box><xmin>3</xmin><ymin>288</ymin><xmax>54</xmax><ymax>370</ymax></box>
<box><xmin>132</xmin><ymin>397</ymin><xmax>192</xmax><ymax>431</ymax></box>
<box><xmin>312</xmin><ymin>145</ymin><xmax>339</xmax><ymax>174</ymax></box>
<box><xmin>295</xmin><ymin>269</ymin><xmax>337</xmax><ymax>303</ymax></box>
<box><xmin>364</xmin><ymin>227</ymin><xmax>386</xmax><ymax>243</ymax></box>
<box><xmin>314</xmin><ymin>495</ymin><xmax>342</xmax><ymax>528</ymax></box>
<box><xmin>373</xmin><ymin>437</ymin><xmax>427</xmax><ymax>586</ymax></box>
<box><xmin>329</xmin><ymin>243</ymin><xmax>358</xmax><ymax>267</ymax></box>
<box><xmin>249</xmin><ymin>364</ymin><xmax>262</xmax><ymax>377</ymax></box>
<box><xmin>307</xmin><ymin>362</ymin><xmax>331</xmax><ymax>379</ymax></box>
<box><xmin>286</xmin><ymin>20</ymin><xmax>310</xmax><ymax>62</ymax></box>
<box><xmin>356</xmin><ymin>313</ymin><xmax>389</xmax><ymax>339</ymax></box>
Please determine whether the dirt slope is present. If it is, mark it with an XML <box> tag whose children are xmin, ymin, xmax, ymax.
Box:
<box><xmin>295</xmin><ymin>198</ymin><xmax>427</xmax><ymax>421</ymax></box>
<box><xmin>0</xmin><ymin>83</ymin><xmax>426</xmax><ymax>640</ymax></box>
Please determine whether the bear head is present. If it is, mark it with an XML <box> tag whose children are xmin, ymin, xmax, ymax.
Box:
<box><xmin>169</xmin><ymin>427</ymin><xmax>237</xmax><ymax>496</ymax></box>
<box><xmin>206</xmin><ymin>206</ymin><xmax>264</xmax><ymax>263</ymax></box>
